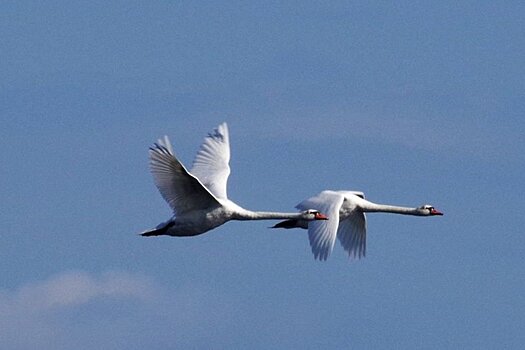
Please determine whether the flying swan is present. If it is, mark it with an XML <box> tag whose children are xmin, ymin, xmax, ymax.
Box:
<box><xmin>272</xmin><ymin>190</ymin><xmax>443</xmax><ymax>260</ymax></box>
<box><xmin>141</xmin><ymin>123</ymin><xmax>328</xmax><ymax>237</ymax></box>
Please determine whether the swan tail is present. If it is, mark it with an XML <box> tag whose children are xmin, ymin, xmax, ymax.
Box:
<box><xmin>140</xmin><ymin>221</ymin><xmax>173</xmax><ymax>237</ymax></box>
<box><xmin>140</xmin><ymin>227</ymin><xmax>166</xmax><ymax>237</ymax></box>
<box><xmin>270</xmin><ymin>219</ymin><xmax>300</xmax><ymax>229</ymax></box>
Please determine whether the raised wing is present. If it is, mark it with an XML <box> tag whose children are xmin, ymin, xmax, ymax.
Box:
<box><xmin>337</xmin><ymin>210</ymin><xmax>367</xmax><ymax>260</ymax></box>
<box><xmin>149</xmin><ymin>136</ymin><xmax>221</xmax><ymax>215</ymax></box>
<box><xmin>297</xmin><ymin>191</ymin><xmax>344</xmax><ymax>261</ymax></box>
<box><xmin>190</xmin><ymin>122</ymin><xmax>231</xmax><ymax>200</ymax></box>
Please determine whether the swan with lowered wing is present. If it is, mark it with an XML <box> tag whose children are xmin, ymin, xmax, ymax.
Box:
<box><xmin>272</xmin><ymin>190</ymin><xmax>442</xmax><ymax>260</ymax></box>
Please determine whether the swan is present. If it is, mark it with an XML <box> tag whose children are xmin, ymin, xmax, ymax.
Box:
<box><xmin>272</xmin><ymin>190</ymin><xmax>443</xmax><ymax>260</ymax></box>
<box><xmin>140</xmin><ymin>123</ymin><xmax>328</xmax><ymax>237</ymax></box>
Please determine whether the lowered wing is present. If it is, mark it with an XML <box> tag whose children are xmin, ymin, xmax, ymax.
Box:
<box><xmin>297</xmin><ymin>191</ymin><xmax>344</xmax><ymax>261</ymax></box>
<box><xmin>337</xmin><ymin>210</ymin><xmax>367</xmax><ymax>260</ymax></box>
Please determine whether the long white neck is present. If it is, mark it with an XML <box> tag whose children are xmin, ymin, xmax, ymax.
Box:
<box><xmin>234</xmin><ymin>209</ymin><xmax>308</xmax><ymax>221</ymax></box>
<box><xmin>360</xmin><ymin>201</ymin><xmax>422</xmax><ymax>216</ymax></box>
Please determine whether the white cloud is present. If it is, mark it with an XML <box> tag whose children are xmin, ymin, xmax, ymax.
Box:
<box><xmin>235</xmin><ymin>107</ymin><xmax>521</xmax><ymax>162</ymax></box>
<box><xmin>0</xmin><ymin>271</ymin><xmax>240</xmax><ymax>350</ymax></box>
<box><xmin>2</xmin><ymin>271</ymin><xmax>157</xmax><ymax>312</ymax></box>
<box><xmin>0</xmin><ymin>271</ymin><xmax>159</xmax><ymax>350</ymax></box>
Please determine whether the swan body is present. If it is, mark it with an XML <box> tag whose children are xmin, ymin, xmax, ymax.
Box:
<box><xmin>141</xmin><ymin>123</ymin><xmax>328</xmax><ymax>237</ymax></box>
<box><xmin>273</xmin><ymin>190</ymin><xmax>443</xmax><ymax>260</ymax></box>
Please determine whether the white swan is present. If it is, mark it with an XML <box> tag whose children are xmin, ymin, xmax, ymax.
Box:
<box><xmin>140</xmin><ymin>123</ymin><xmax>328</xmax><ymax>237</ymax></box>
<box><xmin>272</xmin><ymin>190</ymin><xmax>443</xmax><ymax>260</ymax></box>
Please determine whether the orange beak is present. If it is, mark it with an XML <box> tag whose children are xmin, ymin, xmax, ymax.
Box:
<box><xmin>431</xmin><ymin>208</ymin><xmax>443</xmax><ymax>216</ymax></box>
<box><xmin>314</xmin><ymin>212</ymin><xmax>329</xmax><ymax>220</ymax></box>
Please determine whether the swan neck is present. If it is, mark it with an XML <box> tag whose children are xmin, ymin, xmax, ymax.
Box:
<box><xmin>236</xmin><ymin>210</ymin><xmax>303</xmax><ymax>221</ymax></box>
<box><xmin>361</xmin><ymin>202</ymin><xmax>420</xmax><ymax>215</ymax></box>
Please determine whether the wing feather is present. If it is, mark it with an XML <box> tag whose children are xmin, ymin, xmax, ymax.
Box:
<box><xmin>296</xmin><ymin>191</ymin><xmax>344</xmax><ymax>261</ymax></box>
<box><xmin>149</xmin><ymin>136</ymin><xmax>221</xmax><ymax>215</ymax></box>
<box><xmin>190</xmin><ymin>122</ymin><xmax>231</xmax><ymax>200</ymax></box>
<box><xmin>337</xmin><ymin>190</ymin><xmax>365</xmax><ymax>199</ymax></box>
<box><xmin>337</xmin><ymin>211</ymin><xmax>367</xmax><ymax>260</ymax></box>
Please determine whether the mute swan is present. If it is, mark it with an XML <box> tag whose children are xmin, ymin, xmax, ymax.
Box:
<box><xmin>141</xmin><ymin>123</ymin><xmax>328</xmax><ymax>237</ymax></box>
<box><xmin>272</xmin><ymin>190</ymin><xmax>443</xmax><ymax>260</ymax></box>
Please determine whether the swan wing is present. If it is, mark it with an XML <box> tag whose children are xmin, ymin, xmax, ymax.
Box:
<box><xmin>190</xmin><ymin>122</ymin><xmax>231</xmax><ymax>200</ymax></box>
<box><xmin>149</xmin><ymin>136</ymin><xmax>221</xmax><ymax>215</ymax></box>
<box><xmin>296</xmin><ymin>191</ymin><xmax>344</xmax><ymax>261</ymax></box>
<box><xmin>337</xmin><ymin>211</ymin><xmax>367</xmax><ymax>260</ymax></box>
<box><xmin>337</xmin><ymin>190</ymin><xmax>365</xmax><ymax>199</ymax></box>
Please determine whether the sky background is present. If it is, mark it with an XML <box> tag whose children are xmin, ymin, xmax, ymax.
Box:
<box><xmin>1</xmin><ymin>1</ymin><xmax>524</xmax><ymax>349</ymax></box>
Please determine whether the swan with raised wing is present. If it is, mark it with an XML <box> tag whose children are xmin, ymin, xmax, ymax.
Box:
<box><xmin>272</xmin><ymin>190</ymin><xmax>442</xmax><ymax>260</ymax></box>
<box><xmin>141</xmin><ymin>123</ymin><xmax>328</xmax><ymax>237</ymax></box>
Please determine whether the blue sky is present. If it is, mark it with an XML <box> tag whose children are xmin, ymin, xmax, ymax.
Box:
<box><xmin>1</xmin><ymin>1</ymin><xmax>524</xmax><ymax>349</ymax></box>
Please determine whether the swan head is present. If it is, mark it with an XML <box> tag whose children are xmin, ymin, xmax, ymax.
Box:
<box><xmin>302</xmin><ymin>209</ymin><xmax>329</xmax><ymax>221</ymax></box>
<box><xmin>418</xmin><ymin>204</ymin><xmax>443</xmax><ymax>216</ymax></box>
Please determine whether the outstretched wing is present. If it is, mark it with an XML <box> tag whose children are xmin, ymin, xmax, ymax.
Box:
<box><xmin>190</xmin><ymin>122</ymin><xmax>231</xmax><ymax>200</ymax></box>
<box><xmin>149</xmin><ymin>136</ymin><xmax>221</xmax><ymax>215</ymax></box>
<box><xmin>337</xmin><ymin>210</ymin><xmax>367</xmax><ymax>260</ymax></box>
<box><xmin>296</xmin><ymin>191</ymin><xmax>344</xmax><ymax>261</ymax></box>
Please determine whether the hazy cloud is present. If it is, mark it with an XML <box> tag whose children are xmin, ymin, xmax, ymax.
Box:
<box><xmin>0</xmin><ymin>271</ymin><xmax>158</xmax><ymax>349</ymax></box>
<box><xmin>238</xmin><ymin>108</ymin><xmax>522</xmax><ymax>162</ymax></box>
<box><xmin>4</xmin><ymin>271</ymin><xmax>157</xmax><ymax>311</ymax></box>
<box><xmin>0</xmin><ymin>271</ymin><xmax>239</xmax><ymax>350</ymax></box>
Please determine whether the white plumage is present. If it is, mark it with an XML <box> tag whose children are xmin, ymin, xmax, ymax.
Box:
<box><xmin>141</xmin><ymin>123</ymin><xmax>328</xmax><ymax>237</ymax></box>
<box><xmin>273</xmin><ymin>190</ymin><xmax>443</xmax><ymax>260</ymax></box>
